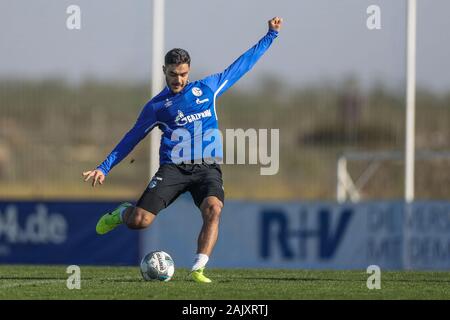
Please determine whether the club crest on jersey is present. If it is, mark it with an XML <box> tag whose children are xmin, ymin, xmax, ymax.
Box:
<box><xmin>192</xmin><ymin>87</ymin><xmax>203</xmax><ymax>97</ymax></box>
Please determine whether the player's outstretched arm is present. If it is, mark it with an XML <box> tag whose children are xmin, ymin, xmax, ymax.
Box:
<box><xmin>82</xmin><ymin>169</ymin><xmax>105</xmax><ymax>187</ymax></box>
<box><xmin>201</xmin><ymin>16</ymin><xmax>283</xmax><ymax>96</ymax></box>
<box><xmin>88</xmin><ymin>101</ymin><xmax>157</xmax><ymax>180</ymax></box>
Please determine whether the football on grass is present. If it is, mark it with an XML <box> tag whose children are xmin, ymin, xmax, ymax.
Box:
<box><xmin>140</xmin><ymin>251</ymin><xmax>175</xmax><ymax>281</ymax></box>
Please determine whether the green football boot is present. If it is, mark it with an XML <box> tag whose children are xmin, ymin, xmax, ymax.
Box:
<box><xmin>191</xmin><ymin>267</ymin><xmax>212</xmax><ymax>283</ymax></box>
<box><xmin>95</xmin><ymin>202</ymin><xmax>132</xmax><ymax>235</ymax></box>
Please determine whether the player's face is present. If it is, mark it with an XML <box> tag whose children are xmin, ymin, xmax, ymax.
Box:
<box><xmin>163</xmin><ymin>63</ymin><xmax>190</xmax><ymax>94</ymax></box>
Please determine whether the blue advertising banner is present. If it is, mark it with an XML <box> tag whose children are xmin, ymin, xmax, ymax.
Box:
<box><xmin>141</xmin><ymin>198</ymin><xmax>450</xmax><ymax>270</ymax></box>
<box><xmin>2</xmin><ymin>199</ymin><xmax>449</xmax><ymax>269</ymax></box>
<box><xmin>0</xmin><ymin>201</ymin><xmax>139</xmax><ymax>265</ymax></box>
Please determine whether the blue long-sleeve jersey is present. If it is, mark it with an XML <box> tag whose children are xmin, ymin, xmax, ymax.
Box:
<box><xmin>97</xmin><ymin>29</ymin><xmax>278</xmax><ymax>176</ymax></box>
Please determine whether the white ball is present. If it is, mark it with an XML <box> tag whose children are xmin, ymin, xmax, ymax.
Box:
<box><xmin>140</xmin><ymin>251</ymin><xmax>175</xmax><ymax>282</ymax></box>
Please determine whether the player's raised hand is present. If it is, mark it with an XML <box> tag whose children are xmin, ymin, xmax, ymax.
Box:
<box><xmin>268</xmin><ymin>17</ymin><xmax>283</xmax><ymax>32</ymax></box>
<box><xmin>82</xmin><ymin>169</ymin><xmax>105</xmax><ymax>187</ymax></box>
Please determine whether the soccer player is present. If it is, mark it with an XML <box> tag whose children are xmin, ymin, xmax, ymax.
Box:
<box><xmin>82</xmin><ymin>17</ymin><xmax>283</xmax><ymax>283</ymax></box>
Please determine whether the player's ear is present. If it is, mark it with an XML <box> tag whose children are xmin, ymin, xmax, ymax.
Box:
<box><xmin>162</xmin><ymin>65</ymin><xmax>166</xmax><ymax>74</ymax></box>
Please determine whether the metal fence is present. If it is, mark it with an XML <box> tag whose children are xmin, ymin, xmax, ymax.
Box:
<box><xmin>0</xmin><ymin>0</ymin><xmax>449</xmax><ymax>201</ymax></box>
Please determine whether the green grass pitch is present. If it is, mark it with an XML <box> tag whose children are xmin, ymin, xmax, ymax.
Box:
<box><xmin>0</xmin><ymin>265</ymin><xmax>449</xmax><ymax>299</ymax></box>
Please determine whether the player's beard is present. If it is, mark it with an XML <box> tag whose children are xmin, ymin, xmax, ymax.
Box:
<box><xmin>166</xmin><ymin>78</ymin><xmax>188</xmax><ymax>94</ymax></box>
<box><xmin>171</xmin><ymin>83</ymin><xmax>183</xmax><ymax>93</ymax></box>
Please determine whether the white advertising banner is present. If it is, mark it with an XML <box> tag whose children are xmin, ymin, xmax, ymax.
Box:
<box><xmin>141</xmin><ymin>197</ymin><xmax>450</xmax><ymax>270</ymax></box>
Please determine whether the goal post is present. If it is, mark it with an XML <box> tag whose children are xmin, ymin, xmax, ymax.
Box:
<box><xmin>337</xmin><ymin>150</ymin><xmax>450</xmax><ymax>203</ymax></box>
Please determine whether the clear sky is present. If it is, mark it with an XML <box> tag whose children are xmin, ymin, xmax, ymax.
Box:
<box><xmin>1</xmin><ymin>0</ymin><xmax>449</xmax><ymax>92</ymax></box>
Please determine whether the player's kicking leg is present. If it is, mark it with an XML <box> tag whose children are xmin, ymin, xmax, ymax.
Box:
<box><xmin>95</xmin><ymin>165</ymin><xmax>181</xmax><ymax>234</ymax></box>
<box><xmin>96</xmin><ymin>204</ymin><xmax>156</xmax><ymax>234</ymax></box>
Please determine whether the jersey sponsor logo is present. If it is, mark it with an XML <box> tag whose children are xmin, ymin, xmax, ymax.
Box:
<box><xmin>175</xmin><ymin>110</ymin><xmax>188</xmax><ymax>126</ymax></box>
<box><xmin>192</xmin><ymin>87</ymin><xmax>203</xmax><ymax>97</ymax></box>
<box><xmin>174</xmin><ymin>109</ymin><xmax>212</xmax><ymax>126</ymax></box>
<box><xmin>196</xmin><ymin>98</ymin><xmax>209</xmax><ymax>104</ymax></box>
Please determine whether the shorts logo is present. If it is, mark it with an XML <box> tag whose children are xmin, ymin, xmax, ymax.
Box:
<box><xmin>192</xmin><ymin>87</ymin><xmax>202</xmax><ymax>97</ymax></box>
<box><xmin>148</xmin><ymin>176</ymin><xmax>162</xmax><ymax>189</ymax></box>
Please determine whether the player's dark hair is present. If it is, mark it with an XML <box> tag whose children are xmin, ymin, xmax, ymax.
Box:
<box><xmin>164</xmin><ymin>48</ymin><xmax>191</xmax><ymax>66</ymax></box>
